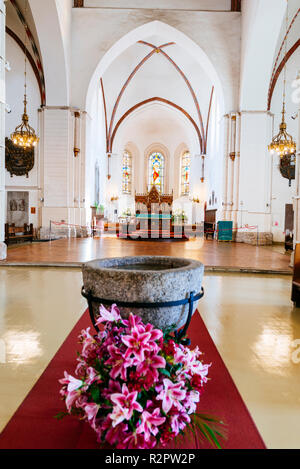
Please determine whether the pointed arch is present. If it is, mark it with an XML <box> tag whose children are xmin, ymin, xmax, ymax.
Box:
<box><xmin>110</xmin><ymin>97</ymin><xmax>202</xmax><ymax>153</ymax></box>
<box><xmin>86</xmin><ymin>20</ymin><xmax>224</xmax><ymax>120</ymax></box>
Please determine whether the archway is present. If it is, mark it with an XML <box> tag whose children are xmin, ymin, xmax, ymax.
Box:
<box><xmin>84</xmin><ymin>20</ymin><xmax>225</xmax><ymax>223</ymax></box>
<box><xmin>86</xmin><ymin>20</ymin><xmax>225</xmax><ymax>117</ymax></box>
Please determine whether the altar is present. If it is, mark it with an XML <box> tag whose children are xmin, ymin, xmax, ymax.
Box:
<box><xmin>119</xmin><ymin>186</ymin><xmax>188</xmax><ymax>240</ymax></box>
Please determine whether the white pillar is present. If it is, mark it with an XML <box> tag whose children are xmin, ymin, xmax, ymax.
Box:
<box><xmin>233</xmin><ymin>113</ymin><xmax>241</xmax><ymax>226</ymax></box>
<box><xmin>0</xmin><ymin>0</ymin><xmax>6</xmax><ymax>259</ymax></box>
<box><xmin>38</xmin><ymin>107</ymin><xmax>86</xmax><ymax>237</ymax></box>
<box><xmin>222</xmin><ymin>115</ymin><xmax>230</xmax><ymax>220</ymax></box>
<box><xmin>238</xmin><ymin>111</ymin><xmax>273</xmax><ymax>243</ymax></box>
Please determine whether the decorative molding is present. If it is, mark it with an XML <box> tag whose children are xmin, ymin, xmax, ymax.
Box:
<box><xmin>6</xmin><ymin>27</ymin><xmax>44</xmax><ymax>106</ymax></box>
<box><xmin>268</xmin><ymin>38</ymin><xmax>300</xmax><ymax>110</ymax></box>
<box><xmin>110</xmin><ymin>97</ymin><xmax>202</xmax><ymax>153</ymax></box>
<box><xmin>10</xmin><ymin>0</ymin><xmax>46</xmax><ymax>105</ymax></box>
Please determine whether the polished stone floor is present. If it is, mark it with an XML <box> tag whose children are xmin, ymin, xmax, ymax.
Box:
<box><xmin>1</xmin><ymin>237</ymin><xmax>292</xmax><ymax>273</ymax></box>
<box><xmin>0</xmin><ymin>267</ymin><xmax>299</xmax><ymax>448</ymax></box>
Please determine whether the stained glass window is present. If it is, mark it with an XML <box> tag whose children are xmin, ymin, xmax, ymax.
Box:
<box><xmin>180</xmin><ymin>151</ymin><xmax>191</xmax><ymax>196</ymax></box>
<box><xmin>148</xmin><ymin>152</ymin><xmax>164</xmax><ymax>193</ymax></box>
<box><xmin>122</xmin><ymin>150</ymin><xmax>132</xmax><ymax>194</ymax></box>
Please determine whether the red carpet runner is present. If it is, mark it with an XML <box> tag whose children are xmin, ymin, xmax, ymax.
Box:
<box><xmin>0</xmin><ymin>310</ymin><xmax>265</xmax><ymax>449</ymax></box>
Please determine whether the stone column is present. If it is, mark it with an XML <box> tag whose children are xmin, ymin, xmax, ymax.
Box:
<box><xmin>233</xmin><ymin>112</ymin><xmax>241</xmax><ymax>227</ymax></box>
<box><xmin>236</xmin><ymin>111</ymin><xmax>273</xmax><ymax>245</ymax></box>
<box><xmin>0</xmin><ymin>0</ymin><xmax>6</xmax><ymax>259</ymax></box>
<box><xmin>221</xmin><ymin>114</ymin><xmax>230</xmax><ymax>220</ymax></box>
<box><xmin>39</xmin><ymin>107</ymin><xmax>86</xmax><ymax>238</ymax></box>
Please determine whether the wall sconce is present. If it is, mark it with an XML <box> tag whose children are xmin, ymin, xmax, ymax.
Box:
<box><xmin>73</xmin><ymin>111</ymin><xmax>80</xmax><ymax>157</ymax></box>
<box><xmin>110</xmin><ymin>195</ymin><xmax>119</xmax><ymax>202</ymax></box>
<box><xmin>190</xmin><ymin>196</ymin><xmax>200</xmax><ymax>203</ymax></box>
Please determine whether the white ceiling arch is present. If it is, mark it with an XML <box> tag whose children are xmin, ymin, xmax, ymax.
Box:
<box><xmin>113</xmin><ymin>100</ymin><xmax>200</xmax><ymax>156</ymax></box>
<box><xmin>29</xmin><ymin>0</ymin><xmax>71</xmax><ymax>106</ymax></box>
<box><xmin>85</xmin><ymin>20</ymin><xmax>225</xmax><ymax>117</ymax></box>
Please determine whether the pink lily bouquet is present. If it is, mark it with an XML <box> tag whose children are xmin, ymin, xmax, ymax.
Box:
<box><xmin>58</xmin><ymin>304</ymin><xmax>225</xmax><ymax>449</ymax></box>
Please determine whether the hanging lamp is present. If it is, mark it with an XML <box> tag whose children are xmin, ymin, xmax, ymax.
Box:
<box><xmin>268</xmin><ymin>0</ymin><xmax>296</xmax><ymax>157</ymax></box>
<box><xmin>11</xmin><ymin>0</ymin><xmax>39</xmax><ymax>149</ymax></box>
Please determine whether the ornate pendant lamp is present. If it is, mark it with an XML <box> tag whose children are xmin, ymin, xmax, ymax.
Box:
<box><xmin>11</xmin><ymin>0</ymin><xmax>39</xmax><ymax>149</ymax></box>
<box><xmin>268</xmin><ymin>0</ymin><xmax>296</xmax><ymax>157</ymax></box>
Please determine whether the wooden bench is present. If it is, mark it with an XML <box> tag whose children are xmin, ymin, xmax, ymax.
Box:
<box><xmin>292</xmin><ymin>243</ymin><xmax>300</xmax><ymax>306</ymax></box>
<box><xmin>5</xmin><ymin>223</ymin><xmax>34</xmax><ymax>245</ymax></box>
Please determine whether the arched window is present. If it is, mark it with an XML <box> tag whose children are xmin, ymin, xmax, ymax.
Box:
<box><xmin>148</xmin><ymin>152</ymin><xmax>164</xmax><ymax>193</ymax></box>
<box><xmin>122</xmin><ymin>149</ymin><xmax>132</xmax><ymax>194</ymax></box>
<box><xmin>180</xmin><ymin>151</ymin><xmax>191</xmax><ymax>196</ymax></box>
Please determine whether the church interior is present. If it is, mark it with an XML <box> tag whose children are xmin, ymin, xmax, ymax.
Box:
<box><xmin>0</xmin><ymin>0</ymin><xmax>300</xmax><ymax>451</ymax></box>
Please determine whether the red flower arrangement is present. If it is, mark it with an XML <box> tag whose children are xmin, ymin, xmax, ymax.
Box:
<box><xmin>58</xmin><ymin>304</ymin><xmax>225</xmax><ymax>449</ymax></box>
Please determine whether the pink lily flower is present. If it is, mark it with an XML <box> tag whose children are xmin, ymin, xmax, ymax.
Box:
<box><xmin>110</xmin><ymin>384</ymin><xmax>143</xmax><ymax>426</ymax></box>
<box><xmin>144</xmin><ymin>323</ymin><xmax>163</xmax><ymax>342</ymax></box>
<box><xmin>134</xmin><ymin>351</ymin><xmax>166</xmax><ymax>380</ymax></box>
<box><xmin>170</xmin><ymin>411</ymin><xmax>191</xmax><ymax>434</ymax></box>
<box><xmin>122</xmin><ymin>432</ymin><xmax>157</xmax><ymax>449</ymax></box>
<box><xmin>102</xmin><ymin>380</ymin><xmax>121</xmax><ymax>400</ymax></box>
<box><xmin>96</xmin><ymin>304</ymin><xmax>121</xmax><ymax>324</ymax></box>
<box><xmin>136</xmin><ymin>408</ymin><xmax>166</xmax><ymax>441</ymax></box>
<box><xmin>105</xmin><ymin>422</ymin><xmax>128</xmax><ymax>446</ymax></box>
<box><xmin>122</xmin><ymin>327</ymin><xmax>152</xmax><ymax>362</ymax></box>
<box><xmin>182</xmin><ymin>390</ymin><xmax>200</xmax><ymax>414</ymax></box>
<box><xmin>65</xmin><ymin>390</ymin><xmax>79</xmax><ymax>412</ymax></box>
<box><xmin>85</xmin><ymin>366</ymin><xmax>100</xmax><ymax>385</ymax></box>
<box><xmin>178</xmin><ymin>348</ymin><xmax>211</xmax><ymax>379</ymax></box>
<box><xmin>59</xmin><ymin>372</ymin><xmax>83</xmax><ymax>392</ymax></box>
<box><xmin>105</xmin><ymin>345</ymin><xmax>133</xmax><ymax>380</ymax></box>
<box><xmin>83</xmin><ymin>402</ymin><xmax>100</xmax><ymax>429</ymax></box>
<box><xmin>156</xmin><ymin>378</ymin><xmax>186</xmax><ymax>414</ymax></box>
<box><xmin>127</xmin><ymin>313</ymin><xmax>143</xmax><ymax>330</ymax></box>
<box><xmin>79</xmin><ymin>327</ymin><xmax>93</xmax><ymax>343</ymax></box>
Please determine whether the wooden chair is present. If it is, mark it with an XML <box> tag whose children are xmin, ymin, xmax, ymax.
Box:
<box><xmin>292</xmin><ymin>243</ymin><xmax>300</xmax><ymax>306</ymax></box>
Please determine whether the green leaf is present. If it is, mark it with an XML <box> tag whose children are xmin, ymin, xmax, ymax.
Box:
<box><xmin>158</xmin><ymin>368</ymin><xmax>171</xmax><ymax>377</ymax></box>
<box><xmin>90</xmin><ymin>384</ymin><xmax>101</xmax><ymax>403</ymax></box>
<box><xmin>191</xmin><ymin>413</ymin><xmax>227</xmax><ymax>449</ymax></box>
<box><xmin>54</xmin><ymin>411</ymin><xmax>68</xmax><ymax>420</ymax></box>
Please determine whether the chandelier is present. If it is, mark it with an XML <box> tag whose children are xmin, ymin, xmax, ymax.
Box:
<box><xmin>268</xmin><ymin>0</ymin><xmax>296</xmax><ymax>158</ymax></box>
<box><xmin>11</xmin><ymin>0</ymin><xmax>39</xmax><ymax>149</ymax></box>
<box><xmin>268</xmin><ymin>104</ymin><xmax>296</xmax><ymax>156</ymax></box>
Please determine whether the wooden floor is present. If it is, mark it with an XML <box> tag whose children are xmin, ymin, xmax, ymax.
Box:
<box><xmin>0</xmin><ymin>236</ymin><xmax>292</xmax><ymax>272</ymax></box>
